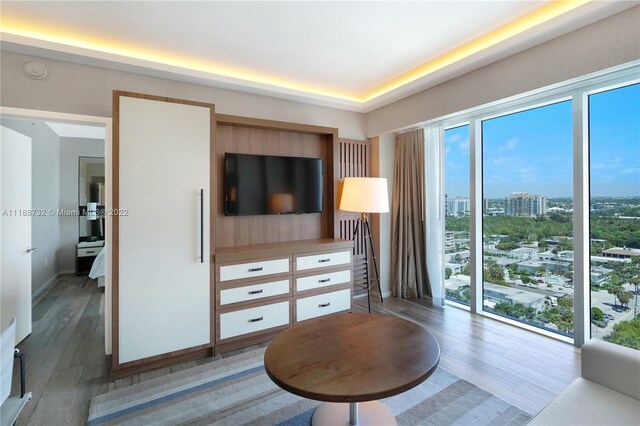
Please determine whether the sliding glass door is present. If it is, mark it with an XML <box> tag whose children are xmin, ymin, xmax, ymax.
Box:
<box><xmin>481</xmin><ymin>100</ymin><xmax>574</xmax><ymax>337</ymax></box>
<box><xmin>589</xmin><ymin>83</ymin><xmax>640</xmax><ymax>350</ymax></box>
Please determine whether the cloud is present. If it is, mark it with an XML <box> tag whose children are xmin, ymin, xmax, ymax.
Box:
<box><xmin>497</xmin><ymin>137</ymin><xmax>518</xmax><ymax>152</ymax></box>
<box><xmin>621</xmin><ymin>167</ymin><xmax>640</xmax><ymax>175</ymax></box>
<box><xmin>517</xmin><ymin>166</ymin><xmax>538</xmax><ymax>183</ymax></box>
<box><xmin>447</xmin><ymin>134</ymin><xmax>462</xmax><ymax>143</ymax></box>
<box><xmin>459</xmin><ymin>138</ymin><xmax>470</xmax><ymax>151</ymax></box>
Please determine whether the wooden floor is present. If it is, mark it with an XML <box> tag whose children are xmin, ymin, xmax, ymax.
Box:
<box><xmin>353</xmin><ymin>296</ymin><xmax>581</xmax><ymax>415</ymax></box>
<box><xmin>13</xmin><ymin>276</ymin><xmax>580</xmax><ymax>425</ymax></box>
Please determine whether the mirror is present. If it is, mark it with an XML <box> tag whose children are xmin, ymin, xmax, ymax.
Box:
<box><xmin>78</xmin><ymin>156</ymin><xmax>105</xmax><ymax>241</ymax></box>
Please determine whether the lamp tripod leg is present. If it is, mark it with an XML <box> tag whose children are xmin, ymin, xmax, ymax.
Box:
<box><xmin>351</xmin><ymin>219</ymin><xmax>371</xmax><ymax>313</ymax></box>
<box><xmin>364</xmin><ymin>219</ymin><xmax>383</xmax><ymax>304</ymax></box>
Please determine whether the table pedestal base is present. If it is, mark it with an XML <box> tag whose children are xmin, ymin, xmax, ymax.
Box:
<box><xmin>312</xmin><ymin>401</ymin><xmax>397</xmax><ymax>426</ymax></box>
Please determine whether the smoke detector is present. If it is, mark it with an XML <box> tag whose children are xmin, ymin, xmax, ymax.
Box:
<box><xmin>24</xmin><ymin>62</ymin><xmax>48</xmax><ymax>80</ymax></box>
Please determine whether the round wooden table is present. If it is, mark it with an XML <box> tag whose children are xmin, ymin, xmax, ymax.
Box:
<box><xmin>264</xmin><ymin>312</ymin><xmax>440</xmax><ymax>425</ymax></box>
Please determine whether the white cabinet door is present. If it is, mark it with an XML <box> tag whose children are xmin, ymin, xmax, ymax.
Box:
<box><xmin>118</xmin><ymin>96</ymin><xmax>211</xmax><ymax>364</ymax></box>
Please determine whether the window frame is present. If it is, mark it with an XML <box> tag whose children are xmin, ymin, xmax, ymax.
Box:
<box><xmin>435</xmin><ymin>61</ymin><xmax>640</xmax><ymax>347</ymax></box>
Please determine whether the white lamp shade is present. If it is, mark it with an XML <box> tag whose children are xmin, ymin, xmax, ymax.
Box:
<box><xmin>339</xmin><ymin>177</ymin><xmax>389</xmax><ymax>213</ymax></box>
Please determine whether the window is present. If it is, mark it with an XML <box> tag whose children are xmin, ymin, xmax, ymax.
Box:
<box><xmin>589</xmin><ymin>83</ymin><xmax>640</xmax><ymax>350</ymax></box>
<box><xmin>481</xmin><ymin>100</ymin><xmax>574</xmax><ymax>337</ymax></box>
<box><xmin>444</xmin><ymin>125</ymin><xmax>470</xmax><ymax>306</ymax></box>
<box><xmin>436</xmin><ymin>65</ymin><xmax>639</xmax><ymax>346</ymax></box>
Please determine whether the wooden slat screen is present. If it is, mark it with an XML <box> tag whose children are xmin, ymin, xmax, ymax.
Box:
<box><xmin>336</xmin><ymin>138</ymin><xmax>370</xmax><ymax>296</ymax></box>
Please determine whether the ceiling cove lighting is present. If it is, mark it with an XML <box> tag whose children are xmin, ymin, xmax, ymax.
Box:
<box><xmin>0</xmin><ymin>22</ymin><xmax>359</xmax><ymax>103</ymax></box>
<box><xmin>360</xmin><ymin>0</ymin><xmax>591</xmax><ymax>102</ymax></box>
<box><xmin>0</xmin><ymin>0</ymin><xmax>590</xmax><ymax>104</ymax></box>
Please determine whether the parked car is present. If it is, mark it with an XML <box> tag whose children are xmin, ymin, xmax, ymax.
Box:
<box><xmin>612</xmin><ymin>306</ymin><xmax>627</xmax><ymax>313</ymax></box>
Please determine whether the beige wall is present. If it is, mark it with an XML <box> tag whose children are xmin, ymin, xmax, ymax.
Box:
<box><xmin>0</xmin><ymin>51</ymin><xmax>366</xmax><ymax>140</ymax></box>
<box><xmin>365</xmin><ymin>6</ymin><xmax>640</xmax><ymax>136</ymax></box>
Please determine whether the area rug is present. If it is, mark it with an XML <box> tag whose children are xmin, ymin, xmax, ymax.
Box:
<box><xmin>88</xmin><ymin>348</ymin><xmax>531</xmax><ymax>426</ymax></box>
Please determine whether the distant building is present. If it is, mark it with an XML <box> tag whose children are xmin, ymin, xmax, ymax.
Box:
<box><xmin>446</xmin><ymin>196</ymin><xmax>470</xmax><ymax>217</ymax></box>
<box><xmin>504</xmin><ymin>192</ymin><xmax>546</xmax><ymax>217</ymax></box>
<box><xmin>601</xmin><ymin>247</ymin><xmax>640</xmax><ymax>259</ymax></box>
<box><xmin>483</xmin><ymin>198</ymin><xmax>490</xmax><ymax>212</ymax></box>
<box><xmin>509</xmin><ymin>247</ymin><xmax>539</xmax><ymax>261</ymax></box>
<box><xmin>517</xmin><ymin>260</ymin><xmax>571</xmax><ymax>274</ymax></box>
<box><xmin>445</xmin><ymin>231</ymin><xmax>455</xmax><ymax>250</ymax></box>
<box><xmin>483</xmin><ymin>282</ymin><xmax>547</xmax><ymax>310</ymax></box>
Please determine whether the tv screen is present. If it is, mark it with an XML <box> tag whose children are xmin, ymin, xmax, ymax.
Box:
<box><xmin>224</xmin><ymin>153</ymin><xmax>323</xmax><ymax>216</ymax></box>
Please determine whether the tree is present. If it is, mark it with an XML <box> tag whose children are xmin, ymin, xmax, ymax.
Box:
<box><xmin>591</xmin><ymin>307</ymin><xmax>604</xmax><ymax>321</ymax></box>
<box><xmin>608</xmin><ymin>285</ymin><xmax>623</xmax><ymax>306</ymax></box>
<box><xmin>445</xmin><ymin>268</ymin><xmax>452</xmax><ymax>280</ymax></box>
<box><xmin>496</xmin><ymin>240</ymin><xmax>519</xmax><ymax>251</ymax></box>
<box><xmin>604</xmin><ymin>317</ymin><xmax>640</xmax><ymax>350</ymax></box>
<box><xmin>617</xmin><ymin>290</ymin><xmax>632</xmax><ymax>307</ymax></box>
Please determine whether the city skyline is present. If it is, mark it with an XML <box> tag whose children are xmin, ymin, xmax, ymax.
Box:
<box><xmin>445</xmin><ymin>83</ymin><xmax>640</xmax><ymax>199</ymax></box>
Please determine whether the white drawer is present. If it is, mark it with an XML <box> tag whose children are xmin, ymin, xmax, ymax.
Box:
<box><xmin>219</xmin><ymin>258</ymin><xmax>290</xmax><ymax>282</ymax></box>
<box><xmin>220</xmin><ymin>280</ymin><xmax>290</xmax><ymax>306</ymax></box>
<box><xmin>78</xmin><ymin>247</ymin><xmax>101</xmax><ymax>257</ymax></box>
<box><xmin>296</xmin><ymin>269</ymin><xmax>351</xmax><ymax>292</ymax></box>
<box><xmin>219</xmin><ymin>301</ymin><xmax>290</xmax><ymax>340</ymax></box>
<box><xmin>296</xmin><ymin>289</ymin><xmax>351</xmax><ymax>322</ymax></box>
<box><xmin>296</xmin><ymin>250</ymin><xmax>351</xmax><ymax>272</ymax></box>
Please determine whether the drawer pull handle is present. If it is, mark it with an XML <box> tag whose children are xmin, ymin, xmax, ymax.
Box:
<box><xmin>319</xmin><ymin>278</ymin><xmax>331</xmax><ymax>283</ymax></box>
<box><xmin>318</xmin><ymin>259</ymin><xmax>331</xmax><ymax>263</ymax></box>
<box><xmin>248</xmin><ymin>267</ymin><xmax>264</xmax><ymax>272</ymax></box>
<box><xmin>319</xmin><ymin>302</ymin><xmax>331</xmax><ymax>308</ymax></box>
<box><xmin>248</xmin><ymin>317</ymin><xmax>264</xmax><ymax>323</ymax></box>
<box><xmin>86</xmin><ymin>251</ymin><xmax>96</xmax><ymax>254</ymax></box>
<box><xmin>248</xmin><ymin>289</ymin><xmax>264</xmax><ymax>295</ymax></box>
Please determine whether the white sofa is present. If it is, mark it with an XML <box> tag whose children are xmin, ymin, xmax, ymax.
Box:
<box><xmin>530</xmin><ymin>338</ymin><xmax>640</xmax><ymax>425</ymax></box>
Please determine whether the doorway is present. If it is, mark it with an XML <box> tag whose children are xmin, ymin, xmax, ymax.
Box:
<box><xmin>0</xmin><ymin>107</ymin><xmax>112</xmax><ymax>352</ymax></box>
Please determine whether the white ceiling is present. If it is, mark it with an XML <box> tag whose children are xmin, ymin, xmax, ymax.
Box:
<box><xmin>0</xmin><ymin>1</ymin><xmax>636</xmax><ymax>112</ymax></box>
<box><xmin>45</xmin><ymin>122</ymin><xmax>105</xmax><ymax>139</ymax></box>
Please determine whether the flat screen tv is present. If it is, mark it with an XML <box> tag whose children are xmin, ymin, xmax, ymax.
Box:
<box><xmin>224</xmin><ymin>153</ymin><xmax>323</xmax><ymax>216</ymax></box>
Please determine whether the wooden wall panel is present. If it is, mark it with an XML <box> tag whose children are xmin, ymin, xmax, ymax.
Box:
<box><xmin>216</xmin><ymin>124</ymin><xmax>331</xmax><ymax>248</ymax></box>
<box><xmin>336</xmin><ymin>138</ymin><xmax>371</xmax><ymax>296</ymax></box>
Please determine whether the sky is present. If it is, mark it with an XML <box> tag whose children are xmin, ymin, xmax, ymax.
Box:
<box><xmin>445</xmin><ymin>83</ymin><xmax>640</xmax><ymax>199</ymax></box>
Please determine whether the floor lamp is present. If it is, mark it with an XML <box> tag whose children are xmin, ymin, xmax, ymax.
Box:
<box><xmin>339</xmin><ymin>177</ymin><xmax>389</xmax><ymax>313</ymax></box>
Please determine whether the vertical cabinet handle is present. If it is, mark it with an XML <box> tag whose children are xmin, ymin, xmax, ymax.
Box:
<box><xmin>200</xmin><ymin>189</ymin><xmax>204</xmax><ymax>264</ymax></box>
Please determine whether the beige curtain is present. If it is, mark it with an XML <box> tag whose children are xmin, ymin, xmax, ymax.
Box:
<box><xmin>391</xmin><ymin>129</ymin><xmax>431</xmax><ymax>299</ymax></box>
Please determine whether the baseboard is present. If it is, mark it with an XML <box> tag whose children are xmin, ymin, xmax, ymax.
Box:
<box><xmin>32</xmin><ymin>270</ymin><xmax>76</xmax><ymax>306</ymax></box>
<box><xmin>32</xmin><ymin>273</ymin><xmax>61</xmax><ymax>306</ymax></box>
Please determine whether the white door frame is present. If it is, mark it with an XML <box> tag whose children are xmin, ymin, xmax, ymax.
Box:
<box><xmin>0</xmin><ymin>106</ymin><xmax>113</xmax><ymax>355</ymax></box>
